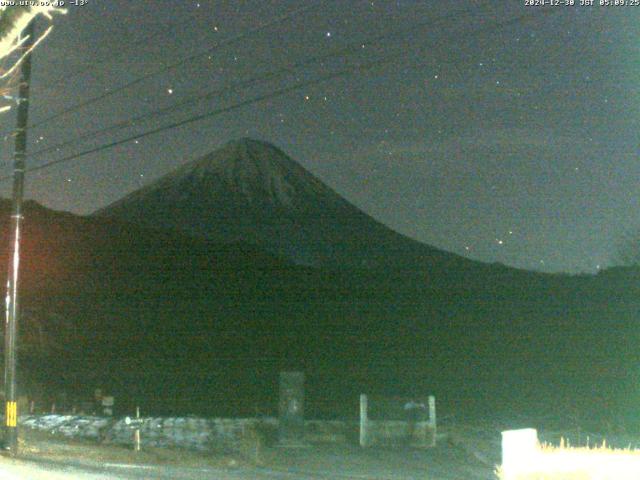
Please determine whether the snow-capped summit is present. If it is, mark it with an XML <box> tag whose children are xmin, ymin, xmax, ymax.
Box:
<box><xmin>96</xmin><ymin>138</ymin><xmax>472</xmax><ymax>269</ymax></box>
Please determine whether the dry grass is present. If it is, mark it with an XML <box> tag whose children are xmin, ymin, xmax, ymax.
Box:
<box><xmin>496</xmin><ymin>438</ymin><xmax>640</xmax><ymax>480</ymax></box>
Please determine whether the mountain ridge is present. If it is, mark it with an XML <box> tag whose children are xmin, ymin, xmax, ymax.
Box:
<box><xmin>96</xmin><ymin>138</ymin><xmax>483</xmax><ymax>270</ymax></box>
<box><xmin>0</xmin><ymin>193</ymin><xmax>636</xmax><ymax>422</ymax></box>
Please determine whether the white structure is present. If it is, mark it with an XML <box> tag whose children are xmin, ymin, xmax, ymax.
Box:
<box><xmin>501</xmin><ymin>428</ymin><xmax>540</xmax><ymax>477</ymax></box>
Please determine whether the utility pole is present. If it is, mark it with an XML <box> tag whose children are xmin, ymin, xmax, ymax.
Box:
<box><xmin>4</xmin><ymin>19</ymin><xmax>35</xmax><ymax>455</ymax></box>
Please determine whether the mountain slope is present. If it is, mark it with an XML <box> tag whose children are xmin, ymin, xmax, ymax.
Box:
<box><xmin>96</xmin><ymin>138</ymin><xmax>477</xmax><ymax>270</ymax></box>
<box><xmin>0</xmin><ymin>200</ymin><xmax>638</xmax><ymax>425</ymax></box>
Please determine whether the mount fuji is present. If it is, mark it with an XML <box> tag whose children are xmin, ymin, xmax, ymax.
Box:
<box><xmin>97</xmin><ymin>138</ymin><xmax>479</xmax><ymax>271</ymax></box>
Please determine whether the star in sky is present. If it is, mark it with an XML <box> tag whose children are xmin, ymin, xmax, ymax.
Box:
<box><xmin>2</xmin><ymin>0</ymin><xmax>632</xmax><ymax>274</ymax></box>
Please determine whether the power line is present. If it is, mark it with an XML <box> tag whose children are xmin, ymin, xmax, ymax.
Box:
<box><xmin>27</xmin><ymin>5</ymin><xmax>486</xmax><ymax>160</ymax></box>
<box><xmin>37</xmin><ymin>6</ymin><xmax>204</xmax><ymax>93</ymax></box>
<box><xmin>6</xmin><ymin>59</ymin><xmax>396</xmax><ymax>181</ymax></box>
<box><xmin>3</xmin><ymin>3</ymin><xmax>322</xmax><ymax>136</ymax></box>
<box><xmin>0</xmin><ymin>8</ymin><xmax>559</xmax><ymax>184</ymax></box>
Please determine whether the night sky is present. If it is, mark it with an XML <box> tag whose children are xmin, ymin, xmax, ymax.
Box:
<box><xmin>0</xmin><ymin>0</ymin><xmax>637</xmax><ymax>274</ymax></box>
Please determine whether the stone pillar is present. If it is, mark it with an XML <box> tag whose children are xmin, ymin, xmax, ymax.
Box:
<box><xmin>359</xmin><ymin>394</ymin><xmax>368</xmax><ymax>447</ymax></box>
<box><xmin>428</xmin><ymin>395</ymin><xmax>436</xmax><ymax>447</ymax></box>
<box><xmin>278</xmin><ymin>371</ymin><xmax>305</xmax><ymax>445</ymax></box>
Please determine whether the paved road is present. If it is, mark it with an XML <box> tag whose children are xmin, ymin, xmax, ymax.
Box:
<box><xmin>0</xmin><ymin>455</ymin><xmax>494</xmax><ymax>480</ymax></box>
<box><xmin>0</xmin><ymin>433</ymin><xmax>496</xmax><ymax>479</ymax></box>
<box><xmin>0</xmin><ymin>457</ymin><xmax>493</xmax><ymax>480</ymax></box>
<box><xmin>0</xmin><ymin>460</ymin><xmax>275</xmax><ymax>480</ymax></box>
<box><xmin>0</xmin><ymin>456</ymin><xmax>394</xmax><ymax>480</ymax></box>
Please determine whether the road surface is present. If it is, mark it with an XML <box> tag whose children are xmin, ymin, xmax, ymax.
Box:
<box><xmin>0</xmin><ymin>456</ymin><xmax>419</xmax><ymax>480</ymax></box>
<box><xmin>0</xmin><ymin>452</ymin><xmax>494</xmax><ymax>480</ymax></box>
<box><xmin>0</xmin><ymin>457</ymin><xmax>319</xmax><ymax>480</ymax></box>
